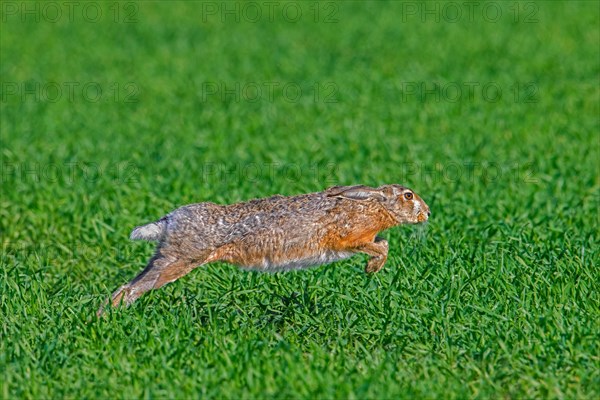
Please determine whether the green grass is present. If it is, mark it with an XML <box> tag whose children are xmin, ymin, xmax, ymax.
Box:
<box><xmin>1</xmin><ymin>1</ymin><xmax>599</xmax><ymax>398</ymax></box>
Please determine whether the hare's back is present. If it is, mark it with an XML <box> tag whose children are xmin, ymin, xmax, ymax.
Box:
<box><xmin>218</xmin><ymin>193</ymin><xmax>334</xmax><ymax>237</ymax></box>
<box><xmin>228</xmin><ymin>192</ymin><xmax>332</xmax><ymax>221</ymax></box>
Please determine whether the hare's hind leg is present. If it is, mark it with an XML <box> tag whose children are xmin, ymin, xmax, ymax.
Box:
<box><xmin>109</xmin><ymin>254</ymin><xmax>189</xmax><ymax>307</ymax></box>
<box><xmin>98</xmin><ymin>247</ymin><xmax>211</xmax><ymax>315</ymax></box>
<box><xmin>357</xmin><ymin>236</ymin><xmax>389</xmax><ymax>273</ymax></box>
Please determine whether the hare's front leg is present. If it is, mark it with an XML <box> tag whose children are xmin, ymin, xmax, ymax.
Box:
<box><xmin>357</xmin><ymin>236</ymin><xmax>389</xmax><ymax>273</ymax></box>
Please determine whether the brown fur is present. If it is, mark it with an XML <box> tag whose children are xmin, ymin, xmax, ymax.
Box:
<box><xmin>98</xmin><ymin>184</ymin><xmax>430</xmax><ymax>315</ymax></box>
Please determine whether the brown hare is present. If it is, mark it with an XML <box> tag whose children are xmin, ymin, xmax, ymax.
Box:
<box><xmin>98</xmin><ymin>184</ymin><xmax>430</xmax><ymax>315</ymax></box>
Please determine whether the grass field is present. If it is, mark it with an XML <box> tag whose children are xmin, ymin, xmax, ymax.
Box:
<box><xmin>1</xmin><ymin>1</ymin><xmax>599</xmax><ymax>398</ymax></box>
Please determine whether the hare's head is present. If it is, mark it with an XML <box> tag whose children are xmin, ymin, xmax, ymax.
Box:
<box><xmin>325</xmin><ymin>184</ymin><xmax>430</xmax><ymax>224</ymax></box>
<box><xmin>384</xmin><ymin>184</ymin><xmax>430</xmax><ymax>224</ymax></box>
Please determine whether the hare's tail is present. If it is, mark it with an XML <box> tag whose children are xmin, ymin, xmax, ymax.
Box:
<box><xmin>130</xmin><ymin>218</ymin><xmax>166</xmax><ymax>241</ymax></box>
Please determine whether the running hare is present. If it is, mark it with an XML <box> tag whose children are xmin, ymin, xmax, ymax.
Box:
<box><xmin>98</xmin><ymin>184</ymin><xmax>430</xmax><ymax>315</ymax></box>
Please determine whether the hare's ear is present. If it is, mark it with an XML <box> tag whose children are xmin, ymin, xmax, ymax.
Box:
<box><xmin>325</xmin><ymin>185</ymin><xmax>388</xmax><ymax>201</ymax></box>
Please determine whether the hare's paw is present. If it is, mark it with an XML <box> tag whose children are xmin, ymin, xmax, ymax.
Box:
<box><xmin>96</xmin><ymin>285</ymin><xmax>133</xmax><ymax>317</ymax></box>
<box><xmin>110</xmin><ymin>284</ymin><xmax>134</xmax><ymax>307</ymax></box>
<box><xmin>96</xmin><ymin>298</ymin><xmax>109</xmax><ymax>317</ymax></box>
<box><xmin>364</xmin><ymin>257</ymin><xmax>386</xmax><ymax>273</ymax></box>
<box><xmin>96</xmin><ymin>285</ymin><xmax>129</xmax><ymax>316</ymax></box>
<box><xmin>358</xmin><ymin>237</ymin><xmax>389</xmax><ymax>273</ymax></box>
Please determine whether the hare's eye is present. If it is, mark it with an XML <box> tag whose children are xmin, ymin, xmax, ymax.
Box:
<box><xmin>404</xmin><ymin>192</ymin><xmax>413</xmax><ymax>200</ymax></box>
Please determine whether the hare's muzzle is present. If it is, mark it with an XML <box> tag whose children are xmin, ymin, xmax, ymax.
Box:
<box><xmin>416</xmin><ymin>201</ymin><xmax>430</xmax><ymax>223</ymax></box>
